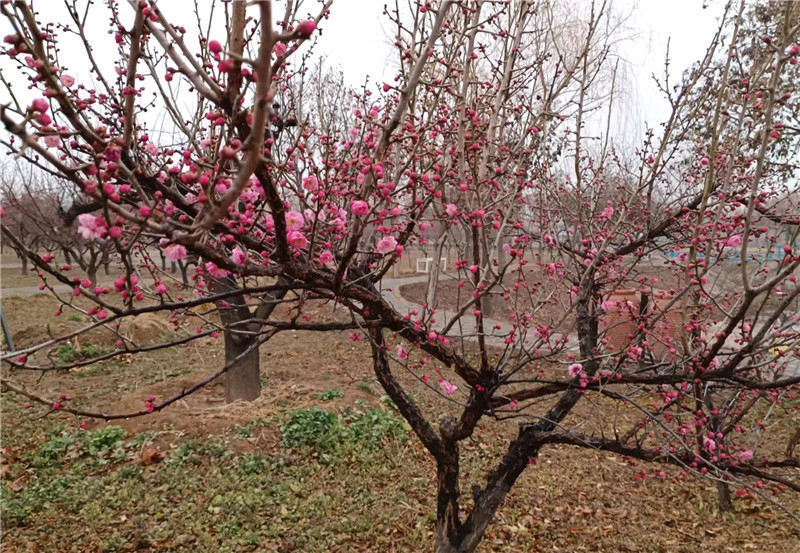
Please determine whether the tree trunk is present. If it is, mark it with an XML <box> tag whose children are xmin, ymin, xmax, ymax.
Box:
<box><xmin>19</xmin><ymin>253</ymin><xmax>27</xmax><ymax>275</ymax></box>
<box><xmin>717</xmin><ymin>481</ymin><xmax>733</xmax><ymax>512</ymax></box>
<box><xmin>434</xmin><ymin>440</ymin><xmax>462</xmax><ymax>553</ymax></box>
<box><xmin>87</xmin><ymin>267</ymin><xmax>98</xmax><ymax>286</ymax></box>
<box><xmin>223</xmin><ymin>330</ymin><xmax>260</xmax><ymax>403</ymax></box>
<box><xmin>179</xmin><ymin>262</ymin><xmax>189</xmax><ymax>285</ymax></box>
<box><xmin>435</xmin><ymin>540</ymin><xmax>460</xmax><ymax>553</ymax></box>
<box><xmin>426</xmin><ymin>228</ymin><xmax>448</xmax><ymax>309</ymax></box>
<box><xmin>214</xmin><ymin>276</ymin><xmax>261</xmax><ymax>403</ymax></box>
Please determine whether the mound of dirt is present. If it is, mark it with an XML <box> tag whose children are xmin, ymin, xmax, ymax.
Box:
<box><xmin>119</xmin><ymin>313</ymin><xmax>174</xmax><ymax>345</ymax></box>
<box><xmin>11</xmin><ymin>325</ymin><xmax>57</xmax><ymax>350</ymax></box>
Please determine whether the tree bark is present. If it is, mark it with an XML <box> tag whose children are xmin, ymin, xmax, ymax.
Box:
<box><xmin>426</xmin><ymin>228</ymin><xmax>448</xmax><ymax>309</ymax></box>
<box><xmin>717</xmin><ymin>481</ymin><xmax>734</xmax><ymax>512</ymax></box>
<box><xmin>223</xmin><ymin>329</ymin><xmax>261</xmax><ymax>403</ymax></box>
<box><xmin>179</xmin><ymin>261</ymin><xmax>189</xmax><ymax>285</ymax></box>
<box><xmin>214</xmin><ymin>276</ymin><xmax>261</xmax><ymax>403</ymax></box>
<box><xmin>214</xmin><ymin>275</ymin><xmax>288</xmax><ymax>403</ymax></box>
<box><xmin>434</xmin><ymin>435</ymin><xmax>462</xmax><ymax>553</ymax></box>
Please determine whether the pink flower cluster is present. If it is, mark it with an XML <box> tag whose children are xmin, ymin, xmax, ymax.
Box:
<box><xmin>77</xmin><ymin>214</ymin><xmax>107</xmax><ymax>241</ymax></box>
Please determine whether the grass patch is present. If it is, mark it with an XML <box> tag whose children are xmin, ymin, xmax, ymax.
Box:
<box><xmin>316</xmin><ymin>388</ymin><xmax>345</xmax><ymax>401</ymax></box>
<box><xmin>54</xmin><ymin>343</ymin><xmax>112</xmax><ymax>365</ymax></box>
<box><xmin>281</xmin><ymin>405</ymin><xmax>406</xmax><ymax>461</ymax></box>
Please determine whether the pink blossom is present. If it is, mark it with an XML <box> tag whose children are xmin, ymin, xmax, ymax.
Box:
<box><xmin>163</xmin><ymin>243</ymin><xmax>187</xmax><ymax>261</ymax></box>
<box><xmin>60</xmin><ymin>74</ymin><xmax>75</xmax><ymax>87</ymax></box>
<box><xmin>351</xmin><ymin>200</ymin><xmax>370</xmax><ymax>217</ymax></box>
<box><xmin>208</xmin><ymin>39</ymin><xmax>223</xmax><ymax>55</ymax></box>
<box><xmin>77</xmin><ymin>214</ymin><xmax>106</xmax><ymax>240</ymax></box>
<box><xmin>568</xmin><ymin>363</ymin><xmax>582</xmax><ymax>378</ymax></box>
<box><xmin>296</xmin><ymin>20</ymin><xmax>317</xmax><ymax>38</ymax></box>
<box><xmin>724</xmin><ymin>235</ymin><xmax>742</xmax><ymax>248</ymax></box>
<box><xmin>601</xmin><ymin>204</ymin><xmax>614</xmax><ymax>220</ymax></box>
<box><xmin>318</xmin><ymin>250</ymin><xmax>334</xmax><ymax>265</ymax></box>
<box><xmin>703</xmin><ymin>437</ymin><xmax>716</xmax><ymax>452</ymax></box>
<box><xmin>439</xmin><ymin>379</ymin><xmax>458</xmax><ymax>396</ymax></box>
<box><xmin>739</xmin><ymin>450</ymin><xmax>754</xmax><ymax>462</ymax></box>
<box><xmin>273</xmin><ymin>42</ymin><xmax>287</xmax><ymax>57</ymax></box>
<box><xmin>205</xmin><ymin>262</ymin><xmax>230</xmax><ymax>279</ymax></box>
<box><xmin>286</xmin><ymin>210</ymin><xmax>305</xmax><ymax>231</ymax></box>
<box><xmin>287</xmin><ymin>230</ymin><xmax>308</xmax><ymax>249</ymax></box>
<box><xmin>43</xmin><ymin>135</ymin><xmax>61</xmax><ymax>148</ymax></box>
<box><xmin>231</xmin><ymin>247</ymin><xmax>246</xmax><ymax>265</ymax></box>
<box><xmin>445</xmin><ymin>203</ymin><xmax>458</xmax><ymax>217</ymax></box>
<box><xmin>303</xmin><ymin>176</ymin><xmax>318</xmax><ymax>192</ymax></box>
<box><xmin>396</xmin><ymin>344</ymin><xmax>408</xmax><ymax>360</ymax></box>
<box><xmin>30</xmin><ymin>98</ymin><xmax>48</xmax><ymax>113</ymax></box>
<box><xmin>376</xmin><ymin>236</ymin><xmax>397</xmax><ymax>255</ymax></box>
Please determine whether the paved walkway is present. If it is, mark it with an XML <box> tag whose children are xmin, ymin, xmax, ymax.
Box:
<box><xmin>380</xmin><ymin>274</ymin><xmax>520</xmax><ymax>348</ymax></box>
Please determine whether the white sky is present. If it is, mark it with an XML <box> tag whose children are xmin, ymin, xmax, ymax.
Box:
<box><xmin>1</xmin><ymin>0</ymin><xmax>726</xmax><ymax>146</ymax></box>
<box><xmin>312</xmin><ymin>0</ymin><xmax>725</xmax><ymax>142</ymax></box>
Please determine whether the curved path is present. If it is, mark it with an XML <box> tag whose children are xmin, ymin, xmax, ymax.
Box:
<box><xmin>379</xmin><ymin>274</ymin><xmax>523</xmax><ymax>349</ymax></box>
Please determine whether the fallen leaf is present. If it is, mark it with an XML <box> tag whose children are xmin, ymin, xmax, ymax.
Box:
<box><xmin>9</xmin><ymin>476</ymin><xmax>26</xmax><ymax>491</ymax></box>
<box><xmin>137</xmin><ymin>447</ymin><xmax>164</xmax><ymax>465</ymax></box>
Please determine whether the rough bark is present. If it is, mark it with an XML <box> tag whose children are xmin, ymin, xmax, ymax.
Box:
<box><xmin>215</xmin><ymin>276</ymin><xmax>261</xmax><ymax>402</ymax></box>
<box><xmin>434</xmin><ymin>432</ymin><xmax>462</xmax><ymax>553</ymax></box>
<box><xmin>222</xmin><ymin>329</ymin><xmax>261</xmax><ymax>403</ymax></box>
<box><xmin>214</xmin><ymin>275</ymin><xmax>288</xmax><ymax>403</ymax></box>
<box><xmin>717</xmin><ymin>481</ymin><xmax>734</xmax><ymax>512</ymax></box>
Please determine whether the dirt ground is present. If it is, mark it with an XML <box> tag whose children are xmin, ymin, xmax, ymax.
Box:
<box><xmin>1</xmin><ymin>267</ymin><xmax>799</xmax><ymax>552</ymax></box>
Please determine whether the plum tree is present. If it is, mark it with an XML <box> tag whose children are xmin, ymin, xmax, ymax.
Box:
<box><xmin>1</xmin><ymin>1</ymin><xmax>799</xmax><ymax>551</ymax></box>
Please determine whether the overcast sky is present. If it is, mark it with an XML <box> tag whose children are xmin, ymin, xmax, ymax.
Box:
<box><xmin>2</xmin><ymin>0</ymin><xmax>726</xmax><ymax>146</ymax></box>
<box><xmin>311</xmin><ymin>0</ymin><xmax>725</xmax><ymax>143</ymax></box>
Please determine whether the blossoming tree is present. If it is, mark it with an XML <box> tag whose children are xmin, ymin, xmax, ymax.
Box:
<box><xmin>1</xmin><ymin>0</ymin><xmax>799</xmax><ymax>551</ymax></box>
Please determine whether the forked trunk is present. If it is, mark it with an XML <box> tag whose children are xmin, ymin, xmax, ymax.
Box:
<box><xmin>214</xmin><ymin>276</ymin><xmax>261</xmax><ymax>403</ymax></box>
